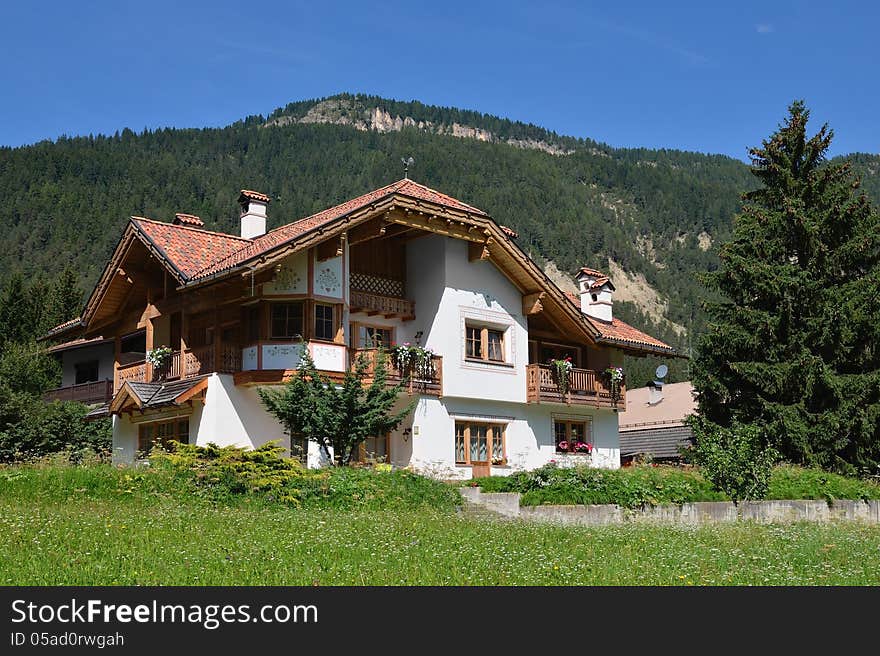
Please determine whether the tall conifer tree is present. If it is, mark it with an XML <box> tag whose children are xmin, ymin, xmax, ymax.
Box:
<box><xmin>693</xmin><ymin>101</ymin><xmax>880</xmax><ymax>475</ymax></box>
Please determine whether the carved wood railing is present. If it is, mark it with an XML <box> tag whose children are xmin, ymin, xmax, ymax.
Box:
<box><xmin>351</xmin><ymin>347</ymin><xmax>442</xmax><ymax>396</ymax></box>
<box><xmin>526</xmin><ymin>363</ymin><xmax>625</xmax><ymax>407</ymax></box>
<box><xmin>116</xmin><ymin>361</ymin><xmax>147</xmax><ymax>392</ymax></box>
<box><xmin>113</xmin><ymin>344</ymin><xmax>242</xmax><ymax>393</ymax></box>
<box><xmin>218</xmin><ymin>343</ymin><xmax>241</xmax><ymax>373</ymax></box>
<box><xmin>349</xmin><ymin>290</ymin><xmax>415</xmax><ymax>320</ymax></box>
<box><xmin>44</xmin><ymin>380</ymin><xmax>113</xmax><ymax>405</ymax></box>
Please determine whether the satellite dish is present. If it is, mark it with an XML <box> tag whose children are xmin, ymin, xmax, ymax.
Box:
<box><xmin>655</xmin><ymin>364</ymin><xmax>668</xmax><ymax>380</ymax></box>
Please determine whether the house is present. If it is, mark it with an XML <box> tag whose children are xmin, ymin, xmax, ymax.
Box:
<box><xmin>43</xmin><ymin>179</ymin><xmax>675</xmax><ymax>478</ymax></box>
<box><xmin>619</xmin><ymin>381</ymin><xmax>696</xmax><ymax>464</ymax></box>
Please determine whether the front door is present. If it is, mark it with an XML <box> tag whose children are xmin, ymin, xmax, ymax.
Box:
<box><xmin>469</xmin><ymin>425</ymin><xmax>491</xmax><ymax>478</ymax></box>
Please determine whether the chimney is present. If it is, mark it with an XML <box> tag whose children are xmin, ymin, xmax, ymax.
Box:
<box><xmin>238</xmin><ymin>189</ymin><xmax>270</xmax><ymax>239</ymax></box>
<box><xmin>575</xmin><ymin>266</ymin><xmax>615</xmax><ymax>322</ymax></box>
<box><xmin>648</xmin><ymin>380</ymin><xmax>664</xmax><ymax>405</ymax></box>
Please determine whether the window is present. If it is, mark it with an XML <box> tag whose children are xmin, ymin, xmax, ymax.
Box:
<box><xmin>539</xmin><ymin>343</ymin><xmax>580</xmax><ymax>367</ymax></box>
<box><xmin>466</xmin><ymin>326</ymin><xmax>482</xmax><ymax>359</ymax></box>
<box><xmin>138</xmin><ymin>418</ymin><xmax>189</xmax><ymax>455</ymax></box>
<box><xmin>314</xmin><ymin>303</ymin><xmax>335</xmax><ymax>341</ymax></box>
<box><xmin>454</xmin><ymin>422</ymin><xmax>506</xmax><ymax>465</ymax></box>
<box><xmin>245</xmin><ymin>306</ymin><xmax>261</xmax><ymax>343</ymax></box>
<box><xmin>465</xmin><ymin>324</ymin><xmax>506</xmax><ymax>363</ymax></box>
<box><xmin>74</xmin><ymin>360</ymin><xmax>99</xmax><ymax>384</ymax></box>
<box><xmin>357</xmin><ymin>435</ymin><xmax>390</xmax><ymax>464</ymax></box>
<box><xmin>554</xmin><ymin>419</ymin><xmax>593</xmax><ymax>454</ymax></box>
<box><xmin>358</xmin><ymin>325</ymin><xmax>392</xmax><ymax>349</ymax></box>
<box><xmin>271</xmin><ymin>302</ymin><xmax>304</xmax><ymax>339</ymax></box>
<box><xmin>290</xmin><ymin>434</ymin><xmax>308</xmax><ymax>465</ymax></box>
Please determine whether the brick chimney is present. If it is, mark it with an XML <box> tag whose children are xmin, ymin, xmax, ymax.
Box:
<box><xmin>575</xmin><ymin>266</ymin><xmax>615</xmax><ymax>322</ymax></box>
<box><xmin>238</xmin><ymin>189</ymin><xmax>270</xmax><ymax>239</ymax></box>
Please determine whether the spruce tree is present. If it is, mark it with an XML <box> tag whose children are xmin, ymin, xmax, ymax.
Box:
<box><xmin>692</xmin><ymin>101</ymin><xmax>880</xmax><ymax>475</ymax></box>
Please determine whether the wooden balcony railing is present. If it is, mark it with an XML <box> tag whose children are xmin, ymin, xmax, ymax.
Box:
<box><xmin>526</xmin><ymin>363</ymin><xmax>625</xmax><ymax>408</ymax></box>
<box><xmin>349</xmin><ymin>290</ymin><xmax>415</xmax><ymax>320</ymax></box>
<box><xmin>351</xmin><ymin>348</ymin><xmax>442</xmax><ymax>396</ymax></box>
<box><xmin>43</xmin><ymin>380</ymin><xmax>113</xmax><ymax>405</ymax></box>
<box><xmin>114</xmin><ymin>344</ymin><xmax>242</xmax><ymax>393</ymax></box>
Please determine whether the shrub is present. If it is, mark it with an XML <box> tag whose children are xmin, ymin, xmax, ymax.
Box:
<box><xmin>0</xmin><ymin>386</ymin><xmax>111</xmax><ymax>462</ymax></box>
<box><xmin>768</xmin><ymin>464</ymin><xmax>880</xmax><ymax>503</ymax></box>
<box><xmin>683</xmin><ymin>418</ymin><xmax>780</xmax><ymax>502</ymax></box>
<box><xmin>479</xmin><ymin>462</ymin><xmax>723</xmax><ymax>508</ymax></box>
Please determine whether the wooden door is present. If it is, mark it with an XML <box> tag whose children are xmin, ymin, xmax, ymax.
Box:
<box><xmin>469</xmin><ymin>425</ymin><xmax>491</xmax><ymax>478</ymax></box>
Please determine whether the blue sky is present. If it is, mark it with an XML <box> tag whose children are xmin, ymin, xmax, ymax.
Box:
<box><xmin>2</xmin><ymin>1</ymin><xmax>876</xmax><ymax>159</ymax></box>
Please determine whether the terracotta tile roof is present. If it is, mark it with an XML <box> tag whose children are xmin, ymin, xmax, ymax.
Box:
<box><xmin>577</xmin><ymin>266</ymin><xmax>607</xmax><ymax>278</ymax></box>
<box><xmin>46</xmin><ymin>336</ymin><xmax>111</xmax><ymax>354</ymax></box>
<box><xmin>239</xmin><ymin>189</ymin><xmax>271</xmax><ymax>203</ymax></box>
<box><xmin>131</xmin><ymin>217</ymin><xmax>250</xmax><ymax>280</ymax></box>
<box><xmin>173</xmin><ymin>213</ymin><xmax>205</xmax><ymax>227</ymax></box>
<box><xmin>500</xmin><ymin>225</ymin><xmax>519</xmax><ymax>239</ymax></box>
<box><xmin>43</xmin><ymin>316</ymin><xmax>84</xmax><ymax>339</ymax></box>
<box><xmin>564</xmin><ymin>292</ymin><xmax>673</xmax><ymax>353</ymax></box>
<box><xmin>191</xmin><ymin>179</ymin><xmax>488</xmax><ymax>280</ymax></box>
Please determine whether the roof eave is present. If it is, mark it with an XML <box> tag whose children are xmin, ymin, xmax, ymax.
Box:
<box><xmin>596</xmin><ymin>336</ymin><xmax>683</xmax><ymax>358</ymax></box>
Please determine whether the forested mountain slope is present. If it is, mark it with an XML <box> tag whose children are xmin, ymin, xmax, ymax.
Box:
<box><xmin>1</xmin><ymin>93</ymin><xmax>876</xmax><ymax>383</ymax></box>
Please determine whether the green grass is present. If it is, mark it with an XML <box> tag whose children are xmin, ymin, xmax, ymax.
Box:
<box><xmin>476</xmin><ymin>463</ymin><xmax>880</xmax><ymax>507</ymax></box>
<box><xmin>1</xmin><ymin>499</ymin><xmax>879</xmax><ymax>585</ymax></box>
<box><xmin>1</xmin><ymin>462</ymin><xmax>879</xmax><ymax>585</ymax></box>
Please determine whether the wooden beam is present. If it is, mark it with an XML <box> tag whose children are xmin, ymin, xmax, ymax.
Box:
<box><xmin>389</xmin><ymin>213</ymin><xmax>485</xmax><ymax>243</ymax></box>
<box><xmin>468</xmin><ymin>241</ymin><xmax>491</xmax><ymax>262</ymax></box>
<box><xmin>523</xmin><ymin>291</ymin><xmax>546</xmax><ymax>316</ymax></box>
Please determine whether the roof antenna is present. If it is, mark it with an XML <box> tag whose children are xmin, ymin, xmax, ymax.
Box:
<box><xmin>401</xmin><ymin>156</ymin><xmax>415</xmax><ymax>180</ymax></box>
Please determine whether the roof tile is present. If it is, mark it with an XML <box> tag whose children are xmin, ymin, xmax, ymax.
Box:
<box><xmin>132</xmin><ymin>217</ymin><xmax>251</xmax><ymax>280</ymax></box>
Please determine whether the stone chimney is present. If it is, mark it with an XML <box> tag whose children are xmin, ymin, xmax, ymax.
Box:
<box><xmin>575</xmin><ymin>266</ymin><xmax>615</xmax><ymax>322</ymax></box>
<box><xmin>238</xmin><ymin>189</ymin><xmax>270</xmax><ymax>239</ymax></box>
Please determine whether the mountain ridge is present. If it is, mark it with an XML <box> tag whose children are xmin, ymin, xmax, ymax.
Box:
<box><xmin>1</xmin><ymin>93</ymin><xmax>877</xmax><ymax>382</ymax></box>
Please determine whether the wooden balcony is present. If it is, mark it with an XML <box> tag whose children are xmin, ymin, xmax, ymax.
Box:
<box><xmin>113</xmin><ymin>344</ymin><xmax>241</xmax><ymax>393</ymax></box>
<box><xmin>526</xmin><ymin>364</ymin><xmax>625</xmax><ymax>408</ymax></box>
<box><xmin>352</xmin><ymin>348</ymin><xmax>442</xmax><ymax>396</ymax></box>
<box><xmin>350</xmin><ymin>290</ymin><xmax>415</xmax><ymax>320</ymax></box>
<box><xmin>44</xmin><ymin>380</ymin><xmax>113</xmax><ymax>405</ymax></box>
<box><xmin>236</xmin><ymin>347</ymin><xmax>442</xmax><ymax>396</ymax></box>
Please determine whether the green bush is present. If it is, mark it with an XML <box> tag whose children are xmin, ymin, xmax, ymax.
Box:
<box><xmin>768</xmin><ymin>465</ymin><xmax>880</xmax><ymax>503</ymax></box>
<box><xmin>0</xmin><ymin>385</ymin><xmax>111</xmax><ymax>462</ymax></box>
<box><xmin>0</xmin><ymin>442</ymin><xmax>462</xmax><ymax>511</ymax></box>
<box><xmin>479</xmin><ymin>462</ymin><xmax>724</xmax><ymax>508</ymax></box>
<box><xmin>477</xmin><ymin>461</ymin><xmax>880</xmax><ymax>508</ymax></box>
<box><xmin>687</xmin><ymin>418</ymin><xmax>780</xmax><ymax>502</ymax></box>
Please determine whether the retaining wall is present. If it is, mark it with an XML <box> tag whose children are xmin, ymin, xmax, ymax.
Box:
<box><xmin>459</xmin><ymin>486</ymin><xmax>880</xmax><ymax>526</ymax></box>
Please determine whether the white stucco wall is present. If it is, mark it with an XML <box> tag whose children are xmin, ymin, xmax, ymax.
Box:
<box><xmin>60</xmin><ymin>342</ymin><xmax>115</xmax><ymax>386</ymax></box>
<box><xmin>397</xmin><ymin>396</ymin><xmax>620</xmax><ymax>479</ymax></box>
<box><xmin>404</xmin><ymin>235</ymin><xmax>528</xmax><ymax>403</ymax></box>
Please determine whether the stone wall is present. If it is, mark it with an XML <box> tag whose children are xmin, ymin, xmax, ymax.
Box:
<box><xmin>460</xmin><ymin>487</ymin><xmax>880</xmax><ymax>526</ymax></box>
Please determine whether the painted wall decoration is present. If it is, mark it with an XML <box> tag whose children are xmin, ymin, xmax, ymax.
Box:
<box><xmin>310</xmin><ymin>343</ymin><xmax>346</xmax><ymax>372</ymax></box>
<box><xmin>262</xmin><ymin>343</ymin><xmax>305</xmax><ymax>370</ymax></box>
<box><xmin>241</xmin><ymin>346</ymin><xmax>258</xmax><ymax>371</ymax></box>
<box><xmin>264</xmin><ymin>252</ymin><xmax>308</xmax><ymax>295</ymax></box>
<box><xmin>314</xmin><ymin>256</ymin><xmax>343</xmax><ymax>298</ymax></box>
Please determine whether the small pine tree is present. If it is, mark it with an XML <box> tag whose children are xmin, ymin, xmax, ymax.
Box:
<box><xmin>692</xmin><ymin>101</ymin><xmax>880</xmax><ymax>475</ymax></box>
<box><xmin>47</xmin><ymin>267</ymin><xmax>82</xmax><ymax>331</ymax></box>
<box><xmin>259</xmin><ymin>350</ymin><xmax>414</xmax><ymax>466</ymax></box>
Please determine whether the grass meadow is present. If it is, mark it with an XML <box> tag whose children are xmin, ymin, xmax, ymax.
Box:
<box><xmin>1</xmin><ymin>460</ymin><xmax>879</xmax><ymax>586</ymax></box>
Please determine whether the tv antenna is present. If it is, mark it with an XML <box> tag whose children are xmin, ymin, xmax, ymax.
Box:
<box><xmin>401</xmin><ymin>156</ymin><xmax>415</xmax><ymax>179</ymax></box>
